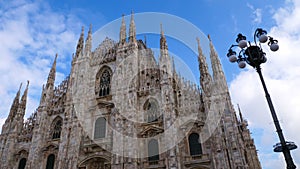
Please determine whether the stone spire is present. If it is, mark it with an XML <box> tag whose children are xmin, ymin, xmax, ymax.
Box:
<box><xmin>19</xmin><ymin>80</ymin><xmax>29</xmax><ymax>116</ymax></box>
<box><xmin>7</xmin><ymin>83</ymin><xmax>22</xmax><ymax>120</ymax></box>
<box><xmin>160</xmin><ymin>23</ymin><xmax>168</xmax><ymax>50</ymax></box>
<box><xmin>172</xmin><ymin>56</ymin><xmax>176</xmax><ymax>74</ymax></box>
<box><xmin>128</xmin><ymin>11</ymin><xmax>136</xmax><ymax>43</ymax></box>
<box><xmin>197</xmin><ymin>37</ymin><xmax>212</xmax><ymax>95</ymax></box>
<box><xmin>84</xmin><ymin>24</ymin><xmax>92</xmax><ymax>54</ymax></box>
<box><xmin>13</xmin><ymin>80</ymin><xmax>29</xmax><ymax>132</ymax></box>
<box><xmin>119</xmin><ymin>14</ymin><xmax>127</xmax><ymax>44</ymax></box>
<box><xmin>208</xmin><ymin>35</ymin><xmax>228</xmax><ymax>91</ymax></box>
<box><xmin>75</xmin><ymin>26</ymin><xmax>84</xmax><ymax>58</ymax></box>
<box><xmin>1</xmin><ymin>83</ymin><xmax>22</xmax><ymax>134</ymax></box>
<box><xmin>46</xmin><ymin>54</ymin><xmax>57</xmax><ymax>90</ymax></box>
<box><xmin>159</xmin><ymin>24</ymin><xmax>171</xmax><ymax>74</ymax></box>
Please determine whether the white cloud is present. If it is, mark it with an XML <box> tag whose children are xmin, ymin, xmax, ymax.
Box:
<box><xmin>0</xmin><ymin>0</ymin><xmax>83</xmax><ymax>131</ymax></box>
<box><xmin>230</xmin><ymin>0</ymin><xmax>300</xmax><ymax>168</ymax></box>
<box><xmin>247</xmin><ymin>3</ymin><xmax>262</xmax><ymax>24</ymax></box>
<box><xmin>0</xmin><ymin>118</ymin><xmax>5</xmax><ymax>132</ymax></box>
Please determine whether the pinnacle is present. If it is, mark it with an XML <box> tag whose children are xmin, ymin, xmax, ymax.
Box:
<box><xmin>18</xmin><ymin>82</ymin><xmax>23</xmax><ymax>93</ymax></box>
<box><xmin>26</xmin><ymin>80</ymin><xmax>29</xmax><ymax>88</ymax></box>
<box><xmin>160</xmin><ymin>23</ymin><xmax>164</xmax><ymax>37</ymax></box>
<box><xmin>89</xmin><ymin>24</ymin><xmax>92</xmax><ymax>32</ymax></box>
<box><xmin>207</xmin><ymin>34</ymin><xmax>211</xmax><ymax>41</ymax></box>
<box><xmin>81</xmin><ymin>26</ymin><xmax>84</xmax><ymax>34</ymax></box>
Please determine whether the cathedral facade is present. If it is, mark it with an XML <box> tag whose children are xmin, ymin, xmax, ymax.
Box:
<box><xmin>0</xmin><ymin>13</ymin><xmax>261</xmax><ymax>169</ymax></box>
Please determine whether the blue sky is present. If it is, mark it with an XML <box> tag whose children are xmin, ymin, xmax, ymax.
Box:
<box><xmin>1</xmin><ymin>0</ymin><xmax>300</xmax><ymax>168</ymax></box>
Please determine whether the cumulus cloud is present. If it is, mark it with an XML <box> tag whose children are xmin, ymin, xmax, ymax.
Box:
<box><xmin>230</xmin><ymin>0</ymin><xmax>300</xmax><ymax>168</ymax></box>
<box><xmin>0</xmin><ymin>0</ymin><xmax>83</xmax><ymax>130</ymax></box>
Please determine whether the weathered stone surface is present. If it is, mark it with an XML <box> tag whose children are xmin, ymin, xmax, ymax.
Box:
<box><xmin>0</xmin><ymin>13</ymin><xmax>261</xmax><ymax>169</ymax></box>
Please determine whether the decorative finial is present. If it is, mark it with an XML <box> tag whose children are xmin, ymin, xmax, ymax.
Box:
<box><xmin>196</xmin><ymin>37</ymin><xmax>200</xmax><ymax>45</ymax></box>
<box><xmin>88</xmin><ymin>24</ymin><xmax>92</xmax><ymax>33</ymax></box>
<box><xmin>18</xmin><ymin>83</ymin><xmax>23</xmax><ymax>92</ymax></box>
<box><xmin>130</xmin><ymin>10</ymin><xmax>135</xmax><ymax>21</ymax></box>
<box><xmin>160</xmin><ymin>23</ymin><xmax>164</xmax><ymax>36</ymax></box>
<box><xmin>207</xmin><ymin>34</ymin><xmax>211</xmax><ymax>41</ymax></box>
<box><xmin>129</xmin><ymin>10</ymin><xmax>136</xmax><ymax>42</ymax></box>
<box><xmin>196</xmin><ymin>37</ymin><xmax>203</xmax><ymax>56</ymax></box>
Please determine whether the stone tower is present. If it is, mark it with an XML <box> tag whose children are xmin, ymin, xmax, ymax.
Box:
<box><xmin>0</xmin><ymin>13</ymin><xmax>261</xmax><ymax>169</ymax></box>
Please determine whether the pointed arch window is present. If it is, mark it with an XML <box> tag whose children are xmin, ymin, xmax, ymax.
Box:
<box><xmin>94</xmin><ymin>117</ymin><xmax>106</xmax><ymax>139</ymax></box>
<box><xmin>148</xmin><ymin>139</ymin><xmax>159</xmax><ymax>161</ymax></box>
<box><xmin>46</xmin><ymin>154</ymin><xmax>55</xmax><ymax>169</ymax></box>
<box><xmin>18</xmin><ymin>158</ymin><xmax>27</xmax><ymax>169</ymax></box>
<box><xmin>144</xmin><ymin>99</ymin><xmax>159</xmax><ymax>123</ymax></box>
<box><xmin>51</xmin><ymin>117</ymin><xmax>62</xmax><ymax>139</ymax></box>
<box><xmin>188</xmin><ymin>133</ymin><xmax>202</xmax><ymax>156</ymax></box>
<box><xmin>99</xmin><ymin>69</ymin><xmax>111</xmax><ymax>96</ymax></box>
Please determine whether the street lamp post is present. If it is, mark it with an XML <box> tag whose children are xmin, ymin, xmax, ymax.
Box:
<box><xmin>227</xmin><ymin>28</ymin><xmax>297</xmax><ymax>169</ymax></box>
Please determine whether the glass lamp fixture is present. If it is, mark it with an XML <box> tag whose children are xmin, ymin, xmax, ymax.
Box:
<box><xmin>226</xmin><ymin>28</ymin><xmax>279</xmax><ymax>69</ymax></box>
<box><xmin>236</xmin><ymin>33</ymin><xmax>247</xmax><ymax>48</ymax></box>
<box><xmin>269</xmin><ymin>37</ymin><xmax>279</xmax><ymax>51</ymax></box>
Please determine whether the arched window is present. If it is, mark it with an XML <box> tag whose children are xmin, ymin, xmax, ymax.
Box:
<box><xmin>18</xmin><ymin>158</ymin><xmax>26</xmax><ymax>169</ymax></box>
<box><xmin>99</xmin><ymin>69</ymin><xmax>111</xmax><ymax>96</ymax></box>
<box><xmin>148</xmin><ymin>139</ymin><xmax>159</xmax><ymax>161</ymax></box>
<box><xmin>94</xmin><ymin>117</ymin><xmax>106</xmax><ymax>139</ymax></box>
<box><xmin>46</xmin><ymin>154</ymin><xmax>55</xmax><ymax>169</ymax></box>
<box><xmin>144</xmin><ymin>99</ymin><xmax>159</xmax><ymax>123</ymax></box>
<box><xmin>188</xmin><ymin>133</ymin><xmax>202</xmax><ymax>156</ymax></box>
<box><xmin>51</xmin><ymin>117</ymin><xmax>62</xmax><ymax>139</ymax></box>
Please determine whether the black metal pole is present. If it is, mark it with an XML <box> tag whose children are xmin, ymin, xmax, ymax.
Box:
<box><xmin>256</xmin><ymin>66</ymin><xmax>296</xmax><ymax>169</ymax></box>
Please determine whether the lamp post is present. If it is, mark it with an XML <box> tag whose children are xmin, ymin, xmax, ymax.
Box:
<box><xmin>227</xmin><ymin>28</ymin><xmax>297</xmax><ymax>169</ymax></box>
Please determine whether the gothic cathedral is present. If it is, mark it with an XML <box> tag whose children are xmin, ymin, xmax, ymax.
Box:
<box><xmin>0</xmin><ymin>13</ymin><xmax>261</xmax><ymax>169</ymax></box>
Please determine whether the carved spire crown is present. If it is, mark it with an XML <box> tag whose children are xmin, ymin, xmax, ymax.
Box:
<box><xmin>196</xmin><ymin>37</ymin><xmax>212</xmax><ymax>96</ymax></box>
<box><xmin>46</xmin><ymin>54</ymin><xmax>57</xmax><ymax>90</ymax></box>
<box><xmin>7</xmin><ymin>83</ymin><xmax>22</xmax><ymax>120</ymax></box>
<box><xmin>75</xmin><ymin>26</ymin><xmax>85</xmax><ymax>58</ymax></box>
<box><xmin>85</xmin><ymin>24</ymin><xmax>92</xmax><ymax>53</ymax></box>
<box><xmin>208</xmin><ymin>35</ymin><xmax>228</xmax><ymax>88</ymax></box>
<box><xmin>119</xmin><ymin>14</ymin><xmax>127</xmax><ymax>44</ymax></box>
<box><xmin>129</xmin><ymin>11</ymin><xmax>136</xmax><ymax>43</ymax></box>
<box><xmin>160</xmin><ymin>23</ymin><xmax>168</xmax><ymax>50</ymax></box>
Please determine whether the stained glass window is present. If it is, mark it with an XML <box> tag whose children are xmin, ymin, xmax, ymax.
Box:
<box><xmin>99</xmin><ymin>70</ymin><xmax>111</xmax><ymax>96</ymax></box>
<box><xmin>52</xmin><ymin>118</ymin><xmax>62</xmax><ymax>139</ymax></box>
<box><xmin>188</xmin><ymin>133</ymin><xmax>202</xmax><ymax>156</ymax></box>
<box><xmin>145</xmin><ymin>100</ymin><xmax>159</xmax><ymax>123</ymax></box>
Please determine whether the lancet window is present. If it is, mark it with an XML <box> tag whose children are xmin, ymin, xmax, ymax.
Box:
<box><xmin>46</xmin><ymin>154</ymin><xmax>55</xmax><ymax>169</ymax></box>
<box><xmin>51</xmin><ymin>117</ymin><xmax>62</xmax><ymax>139</ymax></box>
<box><xmin>99</xmin><ymin>69</ymin><xmax>111</xmax><ymax>96</ymax></box>
<box><xmin>94</xmin><ymin>117</ymin><xmax>106</xmax><ymax>139</ymax></box>
<box><xmin>144</xmin><ymin>99</ymin><xmax>159</xmax><ymax>123</ymax></box>
<box><xmin>148</xmin><ymin>139</ymin><xmax>159</xmax><ymax>161</ymax></box>
<box><xmin>188</xmin><ymin>133</ymin><xmax>202</xmax><ymax>156</ymax></box>
<box><xmin>18</xmin><ymin>158</ymin><xmax>26</xmax><ymax>169</ymax></box>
